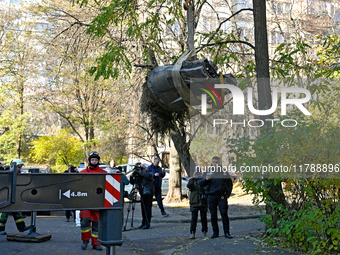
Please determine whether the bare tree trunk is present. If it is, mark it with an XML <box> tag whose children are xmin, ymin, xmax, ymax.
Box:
<box><xmin>253</xmin><ymin>0</ymin><xmax>287</xmax><ymax>224</ymax></box>
<box><xmin>89</xmin><ymin>124</ymin><xmax>94</xmax><ymax>142</ymax></box>
<box><xmin>169</xmin><ymin>125</ymin><xmax>195</xmax><ymax>177</ymax></box>
<box><xmin>253</xmin><ymin>0</ymin><xmax>272</xmax><ymax>124</ymax></box>
<box><xmin>16</xmin><ymin>81</ymin><xmax>24</xmax><ymax>158</ymax></box>
<box><xmin>164</xmin><ymin>139</ymin><xmax>182</xmax><ymax>203</ymax></box>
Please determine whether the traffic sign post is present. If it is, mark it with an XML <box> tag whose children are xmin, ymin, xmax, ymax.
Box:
<box><xmin>0</xmin><ymin>165</ymin><xmax>124</xmax><ymax>252</ymax></box>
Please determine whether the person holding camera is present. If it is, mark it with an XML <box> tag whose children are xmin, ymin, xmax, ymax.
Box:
<box><xmin>130</xmin><ymin>164</ymin><xmax>153</xmax><ymax>230</ymax></box>
<box><xmin>147</xmin><ymin>158</ymin><xmax>169</xmax><ymax>217</ymax></box>
<box><xmin>187</xmin><ymin>171</ymin><xmax>208</xmax><ymax>239</ymax></box>
<box><xmin>199</xmin><ymin>156</ymin><xmax>233</xmax><ymax>239</ymax></box>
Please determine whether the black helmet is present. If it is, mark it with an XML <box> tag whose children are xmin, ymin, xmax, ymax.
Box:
<box><xmin>88</xmin><ymin>151</ymin><xmax>100</xmax><ymax>162</ymax></box>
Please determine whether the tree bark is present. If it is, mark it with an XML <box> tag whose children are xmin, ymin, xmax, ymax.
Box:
<box><xmin>163</xmin><ymin>139</ymin><xmax>182</xmax><ymax>203</ymax></box>
<box><xmin>253</xmin><ymin>0</ymin><xmax>272</xmax><ymax>124</ymax></box>
<box><xmin>253</xmin><ymin>0</ymin><xmax>287</xmax><ymax>224</ymax></box>
<box><xmin>16</xmin><ymin>81</ymin><xmax>24</xmax><ymax>158</ymax></box>
<box><xmin>169</xmin><ymin>124</ymin><xmax>195</xmax><ymax>177</ymax></box>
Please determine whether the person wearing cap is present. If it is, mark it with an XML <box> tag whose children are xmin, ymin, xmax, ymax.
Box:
<box><xmin>79</xmin><ymin>152</ymin><xmax>107</xmax><ymax>251</ymax></box>
<box><xmin>115</xmin><ymin>166</ymin><xmax>129</xmax><ymax>184</ymax></box>
<box><xmin>0</xmin><ymin>159</ymin><xmax>30</xmax><ymax>235</ymax></box>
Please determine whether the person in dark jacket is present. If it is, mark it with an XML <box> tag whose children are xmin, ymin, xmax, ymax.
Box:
<box><xmin>64</xmin><ymin>165</ymin><xmax>77</xmax><ymax>222</ymax></box>
<box><xmin>187</xmin><ymin>171</ymin><xmax>208</xmax><ymax>239</ymax></box>
<box><xmin>147</xmin><ymin>158</ymin><xmax>169</xmax><ymax>216</ymax></box>
<box><xmin>199</xmin><ymin>156</ymin><xmax>233</xmax><ymax>239</ymax></box>
<box><xmin>130</xmin><ymin>164</ymin><xmax>153</xmax><ymax>229</ymax></box>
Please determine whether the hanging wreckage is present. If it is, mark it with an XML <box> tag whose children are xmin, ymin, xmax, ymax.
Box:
<box><xmin>147</xmin><ymin>57</ymin><xmax>237</xmax><ymax>113</ymax></box>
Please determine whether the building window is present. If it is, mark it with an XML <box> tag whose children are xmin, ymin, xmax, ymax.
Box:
<box><xmin>202</xmin><ymin>18</ymin><xmax>210</xmax><ymax>31</ymax></box>
<box><xmin>285</xmin><ymin>3</ymin><xmax>291</xmax><ymax>14</ymax></box>
<box><xmin>238</xmin><ymin>28</ymin><xmax>254</xmax><ymax>41</ymax></box>
<box><xmin>307</xmin><ymin>0</ymin><xmax>331</xmax><ymax>15</ymax></box>
<box><xmin>272</xmin><ymin>32</ymin><xmax>284</xmax><ymax>45</ymax></box>
<box><xmin>236</xmin><ymin>0</ymin><xmax>252</xmax><ymax>11</ymax></box>
<box><xmin>277</xmin><ymin>3</ymin><xmax>283</xmax><ymax>15</ymax></box>
<box><xmin>173</xmin><ymin>22</ymin><xmax>180</xmax><ymax>35</ymax></box>
<box><xmin>272</xmin><ymin>2</ymin><xmax>291</xmax><ymax>15</ymax></box>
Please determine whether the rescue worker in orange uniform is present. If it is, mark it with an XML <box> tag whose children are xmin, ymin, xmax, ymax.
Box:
<box><xmin>80</xmin><ymin>152</ymin><xmax>107</xmax><ymax>251</ymax></box>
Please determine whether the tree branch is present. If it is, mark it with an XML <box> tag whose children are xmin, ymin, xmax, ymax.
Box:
<box><xmin>197</xmin><ymin>40</ymin><xmax>255</xmax><ymax>53</ymax></box>
<box><xmin>134</xmin><ymin>64</ymin><xmax>154</xmax><ymax>69</ymax></box>
<box><xmin>206</xmin><ymin>8</ymin><xmax>253</xmax><ymax>45</ymax></box>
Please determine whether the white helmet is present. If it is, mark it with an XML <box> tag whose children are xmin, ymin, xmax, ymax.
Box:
<box><xmin>12</xmin><ymin>158</ymin><xmax>24</xmax><ymax>166</ymax></box>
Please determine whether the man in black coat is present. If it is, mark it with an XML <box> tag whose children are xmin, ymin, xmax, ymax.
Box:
<box><xmin>199</xmin><ymin>156</ymin><xmax>233</xmax><ymax>239</ymax></box>
<box><xmin>130</xmin><ymin>164</ymin><xmax>153</xmax><ymax>229</ymax></box>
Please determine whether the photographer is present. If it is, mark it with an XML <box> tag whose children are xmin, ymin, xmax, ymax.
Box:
<box><xmin>129</xmin><ymin>164</ymin><xmax>153</xmax><ymax>230</ymax></box>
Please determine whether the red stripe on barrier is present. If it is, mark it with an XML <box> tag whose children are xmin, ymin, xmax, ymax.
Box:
<box><xmin>104</xmin><ymin>199</ymin><xmax>112</xmax><ymax>207</ymax></box>
<box><xmin>105</xmin><ymin>181</ymin><xmax>115</xmax><ymax>196</ymax></box>
<box><xmin>104</xmin><ymin>175</ymin><xmax>121</xmax><ymax>207</ymax></box>
<box><xmin>113</xmin><ymin>174</ymin><xmax>121</xmax><ymax>183</ymax></box>
<box><xmin>112</xmin><ymin>185</ymin><xmax>120</xmax><ymax>202</ymax></box>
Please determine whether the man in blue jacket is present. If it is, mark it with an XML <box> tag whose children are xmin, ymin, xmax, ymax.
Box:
<box><xmin>147</xmin><ymin>158</ymin><xmax>169</xmax><ymax>216</ymax></box>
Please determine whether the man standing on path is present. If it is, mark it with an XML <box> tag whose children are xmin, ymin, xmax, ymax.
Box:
<box><xmin>147</xmin><ymin>158</ymin><xmax>169</xmax><ymax>217</ymax></box>
<box><xmin>199</xmin><ymin>156</ymin><xmax>233</xmax><ymax>239</ymax></box>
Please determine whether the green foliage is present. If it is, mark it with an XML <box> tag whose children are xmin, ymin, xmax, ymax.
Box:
<box><xmin>227</xmin><ymin>35</ymin><xmax>340</xmax><ymax>250</ymax></box>
<box><xmin>263</xmin><ymin>179</ymin><xmax>340</xmax><ymax>254</ymax></box>
<box><xmin>0</xmin><ymin>110</ymin><xmax>29</xmax><ymax>162</ymax></box>
<box><xmin>271</xmin><ymin>34</ymin><xmax>340</xmax><ymax>80</ymax></box>
<box><xmin>314</xmin><ymin>34</ymin><xmax>340</xmax><ymax>78</ymax></box>
<box><xmin>228</xmin><ymin>96</ymin><xmax>340</xmax><ymax>254</ymax></box>
<box><xmin>190</xmin><ymin>127</ymin><xmax>225</xmax><ymax>166</ymax></box>
<box><xmin>78</xmin><ymin>0</ymin><xmax>179</xmax><ymax>79</ymax></box>
<box><xmin>30</xmin><ymin>129</ymin><xmax>85</xmax><ymax>170</ymax></box>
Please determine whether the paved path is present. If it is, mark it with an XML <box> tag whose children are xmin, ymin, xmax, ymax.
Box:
<box><xmin>0</xmin><ymin>204</ymin><xmax>299</xmax><ymax>255</ymax></box>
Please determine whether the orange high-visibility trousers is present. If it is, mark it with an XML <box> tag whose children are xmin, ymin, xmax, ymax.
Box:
<box><xmin>80</xmin><ymin>210</ymin><xmax>100</xmax><ymax>246</ymax></box>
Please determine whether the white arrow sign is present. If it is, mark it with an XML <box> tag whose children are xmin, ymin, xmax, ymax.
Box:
<box><xmin>63</xmin><ymin>190</ymin><xmax>70</xmax><ymax>199</ymax></box>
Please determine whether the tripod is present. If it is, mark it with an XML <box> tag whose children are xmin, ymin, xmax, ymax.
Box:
<box><xmin>123</xmin><ymin>186</ymin><xmax>140</xmax><ymax>231</ymax></box>
<box><xmin>123</xmin><ymin>182</ymin><xmax>150</xmax><ymax>231</ymax></box>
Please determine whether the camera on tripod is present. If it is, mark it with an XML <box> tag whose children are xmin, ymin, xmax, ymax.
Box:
<box><xmin>131</xmin><ymin>162</ymin><xmax>143</xmax><ymax>177</ymax></box>
<box><xmin>123</xmin><ymin>162</ymin><xmax>145</xmax><ymax>231</ymax></box>
<box><xmin>125</xmin><ymin>163</ymin><xmax>144</xmax><ymax>202</ymax></box>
